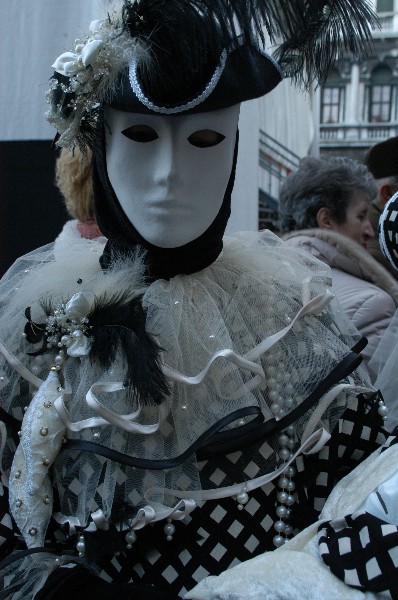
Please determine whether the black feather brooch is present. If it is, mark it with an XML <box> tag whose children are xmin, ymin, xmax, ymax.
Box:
<box><xmin>24</xmin><ymin>292</ymin><xmax>169</xmax><ymax>406</ymax></box>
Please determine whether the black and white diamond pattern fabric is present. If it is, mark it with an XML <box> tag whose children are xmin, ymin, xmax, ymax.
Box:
<box><xmin>0</xmin><ymin>394</ymin><xmax>390</xmax><ymax>598</ymax></box>
<box><xmin>318</xmin><ymin>512</ymin><xmax>398</xmax><ymax>597</ymax></box>
<box><xmin>379</xmin><ymin>191</ymin><xmax>398</xmax><ymax>273</ymax></box>
<box><xmin>294</xmin><ymin>393</ymin><xmax>387</xmax><ymax>523</ymax></box>
<box><xmin>98</xmin><ymin>479</ymin><xmax>281</xmax><ymax>597</ymax></box>
<box><xmin>95</xmin><ymin>398</ymin><xmax>387</xmax><ymax>597</ymax></box>
<box><xmin>318</xmin><ymin>435</ymin><xmax>398</xmax><ymax>598</ymax></box>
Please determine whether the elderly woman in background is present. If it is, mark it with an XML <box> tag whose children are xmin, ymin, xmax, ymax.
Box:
<box><xmin>280</xmin><ymin>156</ymin><xmax>398</xmax><ymax>377</ymax></box>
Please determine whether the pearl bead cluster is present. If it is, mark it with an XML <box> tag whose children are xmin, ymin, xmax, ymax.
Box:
<box><xmin>164</xmin><ymin>518</ymin><xmax>176</xmax><ymax>541</ymax></box>
<box><xmin>43</xmin><ymin>305</ymin><xmax>91</xmax><ymax>370</ymax></box>
<box><xmin>74</xmin><ymin>519</ymin><xmax>175</xmax><ymax>557</ymax></box>
<box><xmin>264</xmin><ymin>352</ymin><xmax>296</xmax><ymax>422</ymax></box>
<box><xmin>236</xmin><ymin>487</ymin><xmax>249</xmax><ymax>510</ymax></box>
<box><xmin>234</xmin><ymin>425</ymin><xmax>297</xmax><ymax>547</ymax></box>
<box><xmin>378</xmin><ymin>398</ymin><xmax>389</xmax><ymax>421</ymax></box>
<box><xmin>121</xmin><ymin>517</ymin><xmax>176</xmax><ymax>554</ymax></box>
<box><xmin>125</xmin><ymin>529</ymin><xmax>137</xmax><ymax>549</ymax></box>
<box><xmin>273</xmin><ymin>425</ymin><xmax>296</xmax><ymax>547</ymax></box>
<box><xmin>76</xmin><ymin>534</ymin><xmax>86</xmax><ymax>557</ymax></box>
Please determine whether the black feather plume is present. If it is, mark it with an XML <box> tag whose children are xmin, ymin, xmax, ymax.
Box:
<box><xmin>270</xmin><ymin>0</ymin><xmax>379</xmax><ymax>85</ymax></box>
<box><xmin>88</xmin><ymin>292</ymin><xmax>170</xmax><ymax>406</ymax></box>
<box><xmin>23</xmin><ymin>294</ymin><xmax>170</xmax><ymax>405</ymax></box>
<box><xmin>121</xmin><ymin>0</ymin><xmax>378</xmax><ymax>92</ymax></box>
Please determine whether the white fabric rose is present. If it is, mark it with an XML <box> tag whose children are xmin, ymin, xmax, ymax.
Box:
<box><xmin>82</xmin><ymin>39</ymin><xmax>103</xmax><ymax>66</ymax></box>
<box><xmin>51</xmin><ymin>51</ymin><xmax>81</xmax><ymax>76</ymax></box>
<box><xmin>65</xmin><ymin>292</ymin><xmax>92</xmax><ymax>320</ymax></box>
<box><xmin>52</xmin><ymin>36</ymin><xmax>103</xmax><ymax>78</ymax></box>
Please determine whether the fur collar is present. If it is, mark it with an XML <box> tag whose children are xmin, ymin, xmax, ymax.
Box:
<box><xmin>283</xmin><ymin>228</ymin><xmax>398</xmax><ymax>305</ymax></box>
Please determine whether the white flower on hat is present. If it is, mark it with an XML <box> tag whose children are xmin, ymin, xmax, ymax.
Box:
<box><xmin>51</xmin><ymin>52</ymin><xmax>82</xmax><ymax>77</ymax></box>
<box><xmin>46</xmin><ymin>14</ymin><xmax>144</xmax><ymax>148</ymax></box>
<box><xmin>82</xmin><ymin>39</ymin><xmax>104</xmax><ymax>66</ymax></box>
<box><xmin>52</xmin><ymin>38</ymin><xmax>104</xmax><ymax>77</ymax></box>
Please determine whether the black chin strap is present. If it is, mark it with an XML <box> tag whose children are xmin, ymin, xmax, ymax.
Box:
<box><xmin>99</xmin><ymin>235</ymin><xmax>224</xmax><ymax>281</ymax></box>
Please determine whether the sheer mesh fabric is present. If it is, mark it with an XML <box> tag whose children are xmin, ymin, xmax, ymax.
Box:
<box><xmin>0</xmin><ymin>232</ymin><xmax>370</xmax><ymax>532</ymax></box>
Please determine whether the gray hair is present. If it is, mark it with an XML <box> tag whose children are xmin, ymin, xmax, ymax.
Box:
<box><xmin>279</xmin><ymin>156</ymin><xmax>377</xmax><ymax>232</ymax></box>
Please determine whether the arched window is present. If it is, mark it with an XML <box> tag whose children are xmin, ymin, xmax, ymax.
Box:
<box><xmin>368</xmin><ymin>65</ymin><xmax>393</xmax><ymax>123</ymax></box>
<box><xmin>321</xmin><ymin>70</ymin><xmax>345</xmax><ymax>124</ymax></box>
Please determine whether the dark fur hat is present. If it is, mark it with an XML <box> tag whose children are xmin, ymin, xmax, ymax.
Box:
<box><xmin>365</xmin><ymin>136</ymin><xmax>398</xmax><ymax>179</ymax></box>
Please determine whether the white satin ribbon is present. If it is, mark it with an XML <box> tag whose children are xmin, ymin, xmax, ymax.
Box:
<box><xmin>160</xmin><ymin>289</ymin><xmax>334</xmax><ymax>395</ymax></box>
<box><xmin>53</xmin><ymin>500</ymin><xmax>197</xmax><ymax>535</ymax></box>
<box><xmin>301</xmin><ymin>383</ymin><xmax>374</xmax><ymax>446</ymax></box>
<box><xmin>301</xmin><ymin>276</ymin><xmax>332</xmax><ymax>307</ymax></box>
<box><xmin>91</xmin><ymin>508</ymin><xmax>110</xmax><ymax>531</ymax></box>
<box><xmin>131</xmin><ymin>499</ymin><xmax>197</xmax><ymax>529</ymax></box>
<box><xmin>54</xmin><ymin>290</ymin><xmax>335</xmax><ymax>433</ymax></box>
<box><xmin>54</xmin><ymin>509</ymin><xmax>111</xmax><ymax>534</ymax></box>
<box><xmin>86</xmin><ymin>382</ymin><xmax>169</xmax><ymax>433</ymax></box>
<box><xmin>151</xmin><ymin>427</ymin><xmax>332</xmax><ymax>504</ymax></box>
<box><xmin>244</xmin><ymin>289</ymin><xmax>334</xmax><ymax>362</ymax></box>
<box><xmin>52</xmin><ymin>513</ymin><xmax>82</xmax><ymax>536</ymax></box>
<box><xmin>54</xmin><ymin>394</ymin><xmax>110</xmax><ymax>431</ymax></box>
<box><xmin>162</xmin><ymin>348</ymin><xmax>264</xmax><ymax>386</ymax></box>
<box><xmin>54</xmin><ymin>382</ymin><xmax>169</xmax><ymax>434</ymax></box>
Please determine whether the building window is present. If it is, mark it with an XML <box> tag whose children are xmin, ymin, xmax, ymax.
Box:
<box><xmin>321</xmin><ymin>86</ymin><xmax>344</xmax><ymax>124</ymax></box>
<box><xmin>321</xmin><ymin>70</ymin><xmax>345</xmax><ymax>124</ymax></box>
<box><xmin>376</xmin><ymin>0</ymin><xmax>393</xmax><ymax>12</ymax></box>
<box><xmin>369</xmin><ymin>86</ymin><xmax>391</xmax><ymax>122</ymax></box>
<box><xmin>368</xmin><ymin>65</ymin><xmax>393</xmax><ymax>123</ymax></box>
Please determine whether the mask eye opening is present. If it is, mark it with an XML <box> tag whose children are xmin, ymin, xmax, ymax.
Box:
<box><xmin>121</xmin><ymin>124</ymin><xmax>159</xmax><ymax>143</ymax></box>
<box><xmin>188</xmin><ymin>130</ymin><xmax>225</xmax><ymax>148</ymax></box>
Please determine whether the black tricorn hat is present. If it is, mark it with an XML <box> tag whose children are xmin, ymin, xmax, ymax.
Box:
<box><xmin>46</xmin><ymin>0</ymin><xmax>378</xmax><ymax>149</ymax></box>
<box><xmin>111</xmin><ymin>40</ymin><xmax>282</xmax><ymax>115</ymax></box>
<box><xmin>365</xmin><ymin>136</ymin><xmax>398</xmax><ymax>179</ymax></box>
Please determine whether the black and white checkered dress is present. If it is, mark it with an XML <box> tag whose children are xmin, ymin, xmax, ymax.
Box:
<box><xmin>0</xmin><ymin>391</ymin><xmax>388</xmax><ymax>599</ymax></box>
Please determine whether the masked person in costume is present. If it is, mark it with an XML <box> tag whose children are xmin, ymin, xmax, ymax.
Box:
<box><xmin>369</xmin><ymin>191</ymin><xmax>398</xmax><ymax>430</ymax></box>
<box><xmin>0</xmin><ymin>1</ymin><xmax>397</xmax><ymax>599</ymax></box>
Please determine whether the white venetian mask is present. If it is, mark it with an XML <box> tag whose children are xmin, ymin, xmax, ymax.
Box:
<box><xmin>105</xmin><ymin>104</ymin><xmax>240</xmax><ymax>248</ymax></box>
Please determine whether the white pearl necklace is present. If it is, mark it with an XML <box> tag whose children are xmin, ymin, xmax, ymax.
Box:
<box><xmin>273</xmin><ymin>425</ymin><xmax>296</xmax><ymax>547</ymax></box>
